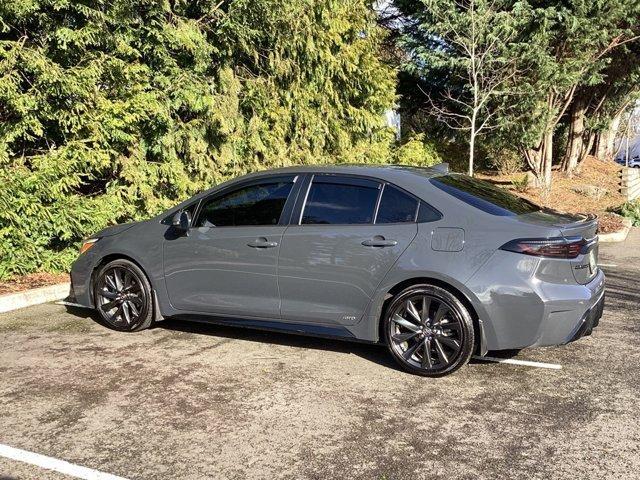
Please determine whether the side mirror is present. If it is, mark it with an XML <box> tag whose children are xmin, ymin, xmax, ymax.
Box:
<box><xmin>172</xmin><ymin>210</ymin><xmax>192</xmax><ymax>234</ymax></box>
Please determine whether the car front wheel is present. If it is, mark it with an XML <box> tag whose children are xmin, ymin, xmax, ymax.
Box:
<box><xmin>93</xmin><ymin>259</ymin><xmax>153</xmax><ymax>332</ymax></box>
<box><xmin>384</xmin><ymin>284</ymin><xmax>475</xmax><ymax>377</ymax></box>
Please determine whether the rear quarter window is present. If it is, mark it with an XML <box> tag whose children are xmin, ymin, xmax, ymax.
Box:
<box><xmin>430</xmin><ymin>175</ymin><xmax>540</xmax><ymax>216</ymax></box>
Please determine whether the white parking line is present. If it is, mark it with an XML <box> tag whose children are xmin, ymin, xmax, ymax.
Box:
<box><xmin>0</xmin><ymin>443</ymin><xmax>128</xmax><ymax>480</ymax></box>
<box><xmin>473</xmin><ymin>356</ymin><xmax>562</xmax><ymax>370</ymax></box>
<box><xmin>598</xmin><ymin>263</ymin><xmax>618</xmax><ymax>268</ymax></box>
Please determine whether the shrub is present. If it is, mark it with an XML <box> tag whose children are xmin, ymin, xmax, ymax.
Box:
<box><xmin>392</xmin><ymin>134</ymin><xmax>442</xmax><ymax>167</ymax></box>
<box><xmin>619</xmin><ymin>200</ymin><xmax>640</xmax><ymax>226</ymax></box>
<box><xmin>0</xmin><ymin>0</ymin><xmax>398</xmax><ymax>279</ymax></box>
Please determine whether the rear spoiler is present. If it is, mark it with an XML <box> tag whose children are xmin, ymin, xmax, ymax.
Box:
<box><xmin>431</xmin><ymin>162</ymin><xmax>449</xmax><ymax>173</ymax></box>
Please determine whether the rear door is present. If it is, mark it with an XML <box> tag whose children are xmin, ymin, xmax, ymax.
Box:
<box><xmin>278</xmin><ymin>175</ymin><xmax>418</xmax><ymax>325</ymax></box>
<box><xmin>163</xmin><ymin>175</ymin><xmax>299</xmax><ymax>318</ymax></box>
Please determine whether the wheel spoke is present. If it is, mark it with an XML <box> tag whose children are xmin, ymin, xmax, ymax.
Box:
<box><xmin>100</xmin><ymin>290</ymin><xmax>118</xmax><ymax>300</ymax></box>
<box><xmin>433</xmin><ymin>338</ymin><xmax>449</xmax><ymax>364</ymax></box>
<box><xmin>100</xmin><ymin>299</ymin><xmax>119</xmax><ymax>311</ymax></box>
<box><xmin>114</xmin><ymin>269</ymin><xmax>124</xmax><ymax>291</ymax></box>
<box><xmin>421</xmin><ymin>296</ymin><xmax>431</xmax><ymax>323</ymax></box>
<box><xmin>437</xmin><ymin>320</ymin><xmax>461</xmax><ymax>332</ymax></box>
<box><xmin>105</xmin><ymin>274</ymin><xmax>117</xmax><ymax>291</ymax></box>
<box><xmin>433</xmin><ymin>303</ymin><xmax>450</xmax><ymax>324</ymax></box>
<box><xmin>421</xmin><ymin>338</ymin><xmax>433</xmax><ymax>369</ymax></box>
<box><xmin>436</xmin><ymin>335</ymin><xmax>460</xmax><ymax>351</ymax></box>
<box><xmin>129</xmin><ymin>294</ymin><xmax>143</xmax><ymax>307</ymax></box>
<box><xmin>402</xmin><ymin>340</ymin><xmax>422</xmax><ymax>360</ymax></box>
<box><xmin>121</xmin><ymin>301</ymin><xmax>131</xmax><ymax>324</ymax></box>
<box><xmin>113</xmin><ymin>305</ymin><xmax>124</xmax><ymax>322</ymax></box>
<box><xmin>391</xmin><ymin>314</ymin><xmax>421</xmax><ymax>333</ymax></box>
<box><xmin>127</xmin><ymin>300</ymin><xmax>139</xmax><ymax>317</ymax></box>
<box><xmin>405</xmin><ymin>300</ymin><xmax>422</xmax><ymax>324</ymax></box>
<box><xmin>123</xmin><ymin>271</ymin><xmax>133</xmax><ymax>290</ymax></box>
<box><xmin>392</xmin><ymin>331</ymin><xmax>420</xmax><ymax>343</ymax></box>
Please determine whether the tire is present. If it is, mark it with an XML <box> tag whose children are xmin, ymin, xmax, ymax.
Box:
<box><xmin>93</xmin><ymin>259</ymin><xmax>153</xmax><ymax>332</ymax></box>
<box><xmin>384</xmin><ymin>284</ymin><xmax>474</xmax><ymax>377</ymax></box>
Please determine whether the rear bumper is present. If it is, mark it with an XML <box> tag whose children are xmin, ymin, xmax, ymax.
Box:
<box><xmin>566</xmin><ymin>292</ymin><xmax>604</xmax><ymax>343</ymax></box>
<box><xmin>467</xmin><ymin>251</ymin><xmax>606</xmax><ymax>351</ymax></box>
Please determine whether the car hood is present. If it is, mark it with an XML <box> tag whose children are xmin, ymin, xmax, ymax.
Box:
<box><xmin>93</xmin><ymin>222</ymin><xmax>138</xmax><ymax>238</ymax></box>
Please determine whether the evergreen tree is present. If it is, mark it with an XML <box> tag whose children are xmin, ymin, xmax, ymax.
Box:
<box><xmin>0</xmin><ymin>0</ymin><xmax>409</xmax><ymax>278</ymax></box>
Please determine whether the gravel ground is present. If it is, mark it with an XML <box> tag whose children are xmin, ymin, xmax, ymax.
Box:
<box><xmin>0</xmin><ymin>230</ymin><xmax>639</xmax><ymax>480</ymax></box>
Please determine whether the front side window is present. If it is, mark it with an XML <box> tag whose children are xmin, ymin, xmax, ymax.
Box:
<box><xmin>197</xmin><ymin>180</ymin><xmax>293</xmax><ymax>227</ymax></box>
<box><xmin>302</xmin><ymin>178</ymin><xmax>379</xmax><ymax>225</ymax></box>
<box><xmin>376</xmin><ymin>185</ymin><xmax>419</xmax><ymax>224</ymax></box>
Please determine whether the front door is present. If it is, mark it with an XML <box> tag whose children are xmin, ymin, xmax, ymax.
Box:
<box><xmin>278</xmin><ymin>176</ymin><xmax>419</xmax><ymax>325</ymax></box>
<box><xmin>163</xmin><ymin>175</ymin><xmax>298</xmax><ymax>318</ymax></box>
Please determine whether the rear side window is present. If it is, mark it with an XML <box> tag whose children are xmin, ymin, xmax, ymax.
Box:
<box><xmin>376</xmin><ymin>185</ymin><xmax>418</xmax><ymax>223</ymax></box>
<box><xmin>417</xmin><ymin>201</ymin><xmax>442</xmax><ymax>223</ymax></box>
<box><xmin>197</xmin><ymin>180</ymin><xmax>293</xmax><ymax>227</ymax></box>
<box><xmin>302</xmin><ymin>178</ymin><xmax>379</xmax><ymax>224</ymax></box>
<box><xmin>430</xmin><ymin>175</ymin><xmax>540</xmax><ymax>216</ymax></box>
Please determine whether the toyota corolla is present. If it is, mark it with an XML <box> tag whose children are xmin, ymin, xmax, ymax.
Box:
<box><xmin>69</xmin><ymin>165</ymin><xmax>605</xmax><ymax>376</ymax></box>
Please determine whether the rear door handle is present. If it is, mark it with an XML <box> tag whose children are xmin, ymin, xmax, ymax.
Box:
<box><xmin>247</xmin><ymin>237</ymin><xmax>279</xmax><ymax>248</ymax></box>
<box><xmin>362</xmin><ymin>237</ymin><xmax>398</xmax><ymax>247</ymax></box>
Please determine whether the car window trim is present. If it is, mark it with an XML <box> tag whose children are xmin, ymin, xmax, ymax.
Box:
<box><xmin>373</xmin><ymin>183</ymin><xmax>423</xmax><ymax>225</ymax></box>
<box><xmin>292</xmin><ymin>173</ymin><xmax>442</xmax><ymax>227</ymax></box>
<box><xmin>297</xmin><ymin>174</ymin><xmax>383</xmax><ymax>226</ymax></box>
<box><xmin>192</xmin><ymin>174</ymin><xmax>299</xmax><ymax>229</ymax></box>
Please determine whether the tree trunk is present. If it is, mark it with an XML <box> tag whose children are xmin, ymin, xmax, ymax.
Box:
<box><xmin>561</xmin><ymin>100</ymin><xmax>586</xmax><ymax>175</ymax></box>
<box><xmin>468</xmin><ymin>110</ymin><xmax>477</xmax><ymax>177</ymax></box>
<box><xmin>595</xmin><ymin>113</ymin><xmax>622</xmax><ymax>161</ymax></box>
<box><xmin>542</xmin><ymin>129</ymin><xmax>553</xmax><ymax>187</ymax></box>
<box><xmin>594</xmin><ymin>130</ymin><xmax>606</xmax><ymax>160</ymax></box>
<box><xmin>523</xmin><ymin>133</ymin><xmax>553</xmax><ymax>189</ymax></box>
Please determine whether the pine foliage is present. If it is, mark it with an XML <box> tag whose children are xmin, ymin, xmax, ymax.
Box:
<box><xmin>0</xmin><ymin>0</ymin><xmax>409</xmax><ymax>278</ymax></box>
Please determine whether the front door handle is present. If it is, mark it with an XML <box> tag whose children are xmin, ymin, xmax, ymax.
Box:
<box><xmin>362</xmin><ymin>236</ymin><xmax>398</xmax><ymax>247</ymax></box>
<box><xmin>247</xmin><ymin>237</ymin><xmax>279</xmax><ymax>248</ymax></box>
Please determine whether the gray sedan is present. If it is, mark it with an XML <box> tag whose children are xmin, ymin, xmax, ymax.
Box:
<box><xmin>70</xmin><ymin>165</ymin><xmax>605</xmax><ymax>376</ymax></box>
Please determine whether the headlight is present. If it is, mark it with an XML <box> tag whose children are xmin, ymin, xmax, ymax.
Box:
<box><xmin>79</xmin><ymin>238</ymin><xmax>100</xmax><ymax>255</ymax></box>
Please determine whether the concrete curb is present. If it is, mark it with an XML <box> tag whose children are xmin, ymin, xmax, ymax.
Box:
<box><xmin>598</xmin><ymin>219</ymin><xmax>633</xmax><ymax>243</ymax></box>
<box><xmin>0</xmin><ymin>283</ymin><xmax>70</xmax><ymax>314</ymax></box>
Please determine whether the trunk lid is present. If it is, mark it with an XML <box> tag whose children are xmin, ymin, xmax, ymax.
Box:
<box><xmin>517</xmin><ymin>210</ymin><xmax>599</xmax><ymax>284</ymax></box>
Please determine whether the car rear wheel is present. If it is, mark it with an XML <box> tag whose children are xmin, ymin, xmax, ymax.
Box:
<box><xmin>93</xmin><ymin>259</ymin><xmax>153</xmax><ymax>332</ymax></box>
<box><xmin>384</xmin><ymin>284</ymin><xmax>474</xmax><ymax>377</ymax></box>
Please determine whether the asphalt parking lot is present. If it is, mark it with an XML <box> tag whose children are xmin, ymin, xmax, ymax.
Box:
<box><xmin>1</xmin><ymin>230</ymin><xmax>639</xmax><ymax>480</ymax></box>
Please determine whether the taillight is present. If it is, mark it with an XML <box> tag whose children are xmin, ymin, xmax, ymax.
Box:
<box><xmin>500</xmin><ymin>237</ymin><xmax>586</xmax><ymax>259</ymax></box>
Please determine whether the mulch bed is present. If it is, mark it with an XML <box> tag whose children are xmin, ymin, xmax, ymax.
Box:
<box><xmin>0</xmin><ymin>272</ymin><xmax>69</xmax><ymax>296</ymax></box>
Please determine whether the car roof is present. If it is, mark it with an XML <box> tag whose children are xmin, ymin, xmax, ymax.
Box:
<box><xmin>159</xmin><ymin>163</ymin><xmax>451</xmax><ymax>219</ymax></box>
<box><xmin>239</xmin><ymin>163</ymin><xmax>449</xmax><ymax>181</ymax></box>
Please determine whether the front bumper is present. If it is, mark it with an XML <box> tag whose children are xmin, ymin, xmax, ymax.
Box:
<box><xmin>69</xmin><ymin>250</ymin><xmax>98</xmax><ymax>308</ymax></box>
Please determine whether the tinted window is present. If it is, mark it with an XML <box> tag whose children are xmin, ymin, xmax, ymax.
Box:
<box><xmin>417</xmin><ymin>201</ymin><xmax>442</xmax><ymax>223</ymax></box>
<box><xmin>302</xmin><ymin>180</ymin><xmax>379</xmax><ymax>224</ymax></box>
<box><xmin>430</xmin><ymin>175</ymin><xmax>540</xmax><ymax>216</ymax></box>
<box><xmin>197</xmin><ymin>180</ymin><xmax>293</xmax><ymax>227</ymax></box>
<box><xmin>376</xmin><ymin>185</ymin><xmax>418</xmax><ymax>223</ymax></box>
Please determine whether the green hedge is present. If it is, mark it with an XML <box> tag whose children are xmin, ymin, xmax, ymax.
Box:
<box><xmin>0</xmin><ymin>0</ymin><xmax>439</xmax><ymax>279</ymax></box>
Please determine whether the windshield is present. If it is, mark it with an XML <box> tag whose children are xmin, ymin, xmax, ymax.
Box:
<box><xmin>430</xmin><ymin>174</ymin><xmax>541</xmax><ymax>216</ymax></box>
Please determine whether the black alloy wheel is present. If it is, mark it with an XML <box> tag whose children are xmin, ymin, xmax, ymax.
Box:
<box><xmin>94</xmin><ymin>259</ymin><xmax>153</xmax><ymax>331</ymax></box>
<box><xmin>384</xmin><ymin>284</ymin><xmax>474</xmax><ymax>376</ymax></box>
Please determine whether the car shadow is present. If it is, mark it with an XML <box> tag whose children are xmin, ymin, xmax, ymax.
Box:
<box><xmin>64</xmin><ymin>305</ymin><xmax>513</xmax><ymax>372</ymax></box>
<box><xmin>63</xmin><ymin>305</ymin><xmax>401</xmax><ymax>372</ymax></box>
<box><xmin>156</xmin><ymin>318</ymin><xmax>403</xmax><ymax>371</ymax></box>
